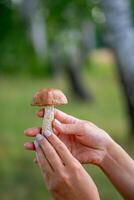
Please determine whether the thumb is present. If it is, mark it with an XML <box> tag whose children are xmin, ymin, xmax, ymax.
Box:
<box><xmin>53</xmin><ymin>119</ymin><xmax>83</xmax><ymax>136</ymax></box>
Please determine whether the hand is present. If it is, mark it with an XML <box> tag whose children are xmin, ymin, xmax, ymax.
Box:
<box><xmin>24</xmin><ymin>109</ymin><xmax>134</xmax><ymax>200</ymax></box>
<box><xmin>34</xmin><ymin>133</ymin><xmax>100</xmax><ymax>200</ymax></box>
<box><xmin>24</xmin><ymin>109</ymin><xmax>113</xmax><ymax>166</ymax></box>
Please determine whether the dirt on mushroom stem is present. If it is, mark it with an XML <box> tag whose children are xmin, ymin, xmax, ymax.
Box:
<box><xmin>42</xmin><ymin>105</ymin><xmax>54</xmax><ymax>136</ymax></box>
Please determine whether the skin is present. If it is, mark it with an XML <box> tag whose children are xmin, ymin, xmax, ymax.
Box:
<box><xmin>34</xmin><ymin>133</ymin><xmax>100</xmax><ymax>200</ymax></box>
<box><xmin>24</xmin><ymin>108</ymin><xmax>134</xmax><ymax>200</ymax></box>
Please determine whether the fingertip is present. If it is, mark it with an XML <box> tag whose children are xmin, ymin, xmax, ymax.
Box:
<box><xmin>24</xmin><ymin>142</ymin><xmax>35</xmax><ymax>151</ymax></box>
<box><xmin>53</xmin><ymin>119</ymin><xmax>63</xmax><ymax>134</ymax></box>
<box><xmin>36</xmin><ymin>108</ymin><xmax>44</xmax><ymax>118</ymax></box>
<box><xmin>24</xmin><ymin>127</ymin><xmax>42</xmax><ymax>137</ymax></box>
<box><xmin>53</xmin><ymin>119</ymin><xmax>61</xmax><ymax>127</ymax></box>
<box><xmin>24</xmin><ymin>142</ymin><xmax>29</xmax><ymax>148</ymax></box>
<box><xmin>24</xmin><ymin>128</ymin><xmax>35</xmax><ymax>136</ymax></box>
<box><xmin>24</xmin><ymin>143</ymin><xmax>27</xmax><ymax>148</ymax></box>
<box><xmin>24</xmin><ymin>129</ymin><xmax>28</xmax><ymax>135</ymax></box>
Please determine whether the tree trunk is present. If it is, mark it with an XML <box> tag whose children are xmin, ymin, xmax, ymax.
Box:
<box><xmin>20</xmin><ymin>0</ymin><xmax>48</xmax><ymax>62</ymax></box>
<box><xmin>117</xmin><ymin>61</ymin><xmax>134</xmax><ymax>134</ymax></box>
<box><xmin>66</xmin><ymin>64</ymin><xmax>91</xmax><ymax>101</ymax></box>
<box><xmin>101</xmin><ymin>0</ymin><xmax>134</xmax><ymax>135</ymax></box>
<box><xmin>65</xmin><ymin>23</ymin><xmax>94</xmax><ymax>101</ymax></box>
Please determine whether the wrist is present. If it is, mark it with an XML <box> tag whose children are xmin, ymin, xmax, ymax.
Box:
<box><xmin>99</xmin><ymin>138</ymin><xmax>117</xmax><ymax>169</ymax></box>
<box><xmin>98</xmin><ymin>139</ymin><xmax>134</xmax><ymax>200</ymax></box>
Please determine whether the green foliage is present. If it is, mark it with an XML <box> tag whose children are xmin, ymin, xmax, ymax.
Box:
<box><xmin>0</xmin><ymin>0</ymin><xmax>133</xmax><ymax>75</ymax></box>
<box><xmin>131</xmin><ymin>0</ymin><xmax>134</xmax><ymax>16</ymax></box>
<box><xmin>0</xmin><ymin>2</ymin><xmax>50</xmax><ymax>77</ymax></box>
<box><xmin>0</xmin><ymin>2</ymin><xmax>12</xmax><ymax>43</ymax></box>
<box><xmin>0</xmin><ymin>0</ymin><xmax>106</xmax><ymax>75</ymax></box>
<box><xmin>45</xmin><ymin>0</ymin><xmax>91</xmax><ymax>27</ymax></box>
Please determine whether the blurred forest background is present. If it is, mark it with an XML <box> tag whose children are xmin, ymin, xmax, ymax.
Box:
<box><xmin>0</xmin><ymin>0</ymin><xmax>134</xmax><ymax>199</ymax></box>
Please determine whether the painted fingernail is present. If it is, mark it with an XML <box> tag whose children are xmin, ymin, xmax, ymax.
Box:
<box><xmin>44</xmin><ymin>130</ymin><xmax>52</xmax><ymax>137</ymax></box>
<box><xmin>54</xmin><ymin>119</ymin><xmax>61</xmax><ymax>126</ymax></box>
<box><xmin>24</xmin><ymin>143</ymin><xmax>30</xmax><ymax>148</ymax></box>
<box><xmin>34</xmin><ymin>140</ymin><xmax>39</xmax><ymax>148</ymax></box>
<box><xmin>24</xmin><ymin>129</ymin><xmax>28</xmax><ymax>134</ymax></box>
<box><xmin>24</xmin><ymin>128</ymin><xmax>33</xmax><ymax>135</ymax></box>
<box><xmin>36</xmin><ymin>134</ymin><xmax>44</xmax><ymax>142</ymax></box>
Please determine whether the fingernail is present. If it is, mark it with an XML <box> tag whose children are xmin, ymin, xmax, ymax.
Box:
<box><xmin>54</xmin><ymin>119</ymin><xmax>61</xmax><ymax>126</ymax></box>
<box><xmin>23</xmin><ymin>143</ymin><xmax>27</xmax><ymax>148</ymax></box>
<box><xmin>36</xmin><ymin>134</ymin><xmax>44</xmax><ymax>142</ymax></box>
<box><xmin>24</xmin><ymin>143</ymin><xmax>29</xmax><ymax>148</ymax></box>
<box><xmin>36</xmin><ymin>110</ymin><xmax>41</xmax><ymax>116</ymax></box>
<box><xmin>34</xmin><ymin>140</ymin><xmax>39</xmax><ymax>148</ymax></box>
<box><xmin>24</xmin><ymin>129</ymin><xmax>28</xmax><ymax>134</ymax></box>
<box><xmin>44</xmin><ymin>130</ymin><xmax>52</xmax><ymax>137</ymax></box>
<box><xmin>24</xmin><ymin>128</ymin><xmax>33</xmax><ymax>135</ymax></box>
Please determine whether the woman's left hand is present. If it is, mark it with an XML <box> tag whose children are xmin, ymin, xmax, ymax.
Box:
<box><xmin>34</xmin><ymin>133</ymin><xmax>100</xmax><ymax>200</ymax></box>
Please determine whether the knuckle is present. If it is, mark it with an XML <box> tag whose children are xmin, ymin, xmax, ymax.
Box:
<box><xmin>71</xmin><ymin>160</ymin><xmax>81</xmax><ymax>174</ymax></box>
<box><xmin>57</xmin><ymin>170</ymin><xmax>69</xmax><ymax>182</ymax></box>
<box><xmin>48</xmin><ymin>173</ymin><xmax>70</xmax><ymax>192</ymax></box>
<box><xmin>56</xmin><ymin>142</ymin><xmax>65</xmax><ymax>151</ymax></box>
<box><xmin>58</xmin><ymin>173</ymin><xmax>70</xmax><ymax>185</ymax></box>
<box><xmin>82</xmin><ymin>121</ymin><xmax>90</xmax><ymax>132</ymax></box>
<box><xmin>44</xmin><ymin>147</ymin><xmax>54</xmax><ymax>157</ymax></box>
<box><xmin>59</xmin><ymin>172</ymin><xmax>69</xmax><ymax>180</ymax></box>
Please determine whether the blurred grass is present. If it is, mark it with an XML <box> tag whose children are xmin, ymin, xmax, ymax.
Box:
<box><xmin>0</xmin><ymin>63</ymin><xmax>133</xmax><ymax>200</ymax></box>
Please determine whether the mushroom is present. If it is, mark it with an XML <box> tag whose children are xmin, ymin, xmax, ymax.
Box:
<box><xmin>31</xmin><ymin>88</ymin><xmax>68</xmax><ymax>136</ymax></box>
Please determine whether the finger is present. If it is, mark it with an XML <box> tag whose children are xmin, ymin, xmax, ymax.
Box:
<box><xmin>54</xmin><ymin>109</ymin><xmax>79</xmax><ymax>124</ymax></box>
<box><xmin>53</xmin><ymin>128</ymin><xmax>59</xmax><ymax>136</ymax></box>
<box><xmin>53</xmin><ymin>120</ymin><xmax>83</xmax><ymax>136</ymax></box>
<box><xmin>34</xmin><ymin>141</ymin><xmax>53</xmax><ymax>175</ymax></box>
<box><xmin>36</xmin><ymin>108</ymin><xmax>79</xmax><ymax>124</ymax></box>
<box><xmin>36</xmin><ymin>134</ymin><xmax>64</xmax><ymax>172</ymax></box>
<box><xmin>24</xmin><ymin>142</ymin><xmax>35</xmax><ymax>150</ymax></box>
<box><xmin>24</xmin><ymin>127</ymin><xmax>58</xmax><ymax>137</ymax></box>
<box><xmin>24</xmin><ymin>127</ymin><xmax>41</xmax><ymax>137</ymax></box>
<box><xmin>45</xmin><ymin>131</ymin><xmax>76</xmax><ymax>167</ymax></box>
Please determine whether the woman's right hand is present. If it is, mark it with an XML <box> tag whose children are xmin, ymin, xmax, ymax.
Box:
<box><xmin>25</xmin><ymin>109</ymin><xmax>113</xmax><ymax>166</ymax></box>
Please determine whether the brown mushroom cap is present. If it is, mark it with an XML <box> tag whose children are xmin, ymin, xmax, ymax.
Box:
<box><xmin>31</xmin><ymin>88</ymin><xmax>68</xmax><ymax>106</ymax></box>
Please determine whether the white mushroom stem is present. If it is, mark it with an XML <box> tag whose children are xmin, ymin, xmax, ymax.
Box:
<box><xmin>42</xmin><ymin>105</ymin><xmax>54</xmax><ymax>136</ymax></box>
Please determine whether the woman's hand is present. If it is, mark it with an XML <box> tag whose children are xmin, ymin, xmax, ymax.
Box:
<box><xmin>24</xmin><ymin>109</ymin><xmax>134</xmax><ymax>200</ymax></box>
<box><xmin>24</xmin><ymin>109</ymin><xmax>112</xmax><ymax>166</ymax></box>
<box><xmin>34</xmin><ymin>133</ymin><xmax>100</xmax><ymax>200</ymax></box>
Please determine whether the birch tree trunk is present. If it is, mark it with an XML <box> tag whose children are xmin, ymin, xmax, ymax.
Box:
<box><xmin>101</xmin><ymin>0</ymin><xmax>134</xmax><ymax>135</ymax></box>
<box><xmin>20</xmin><ymin>0</ymin><xmax>48</xmax><ymax>62</ymax></box>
